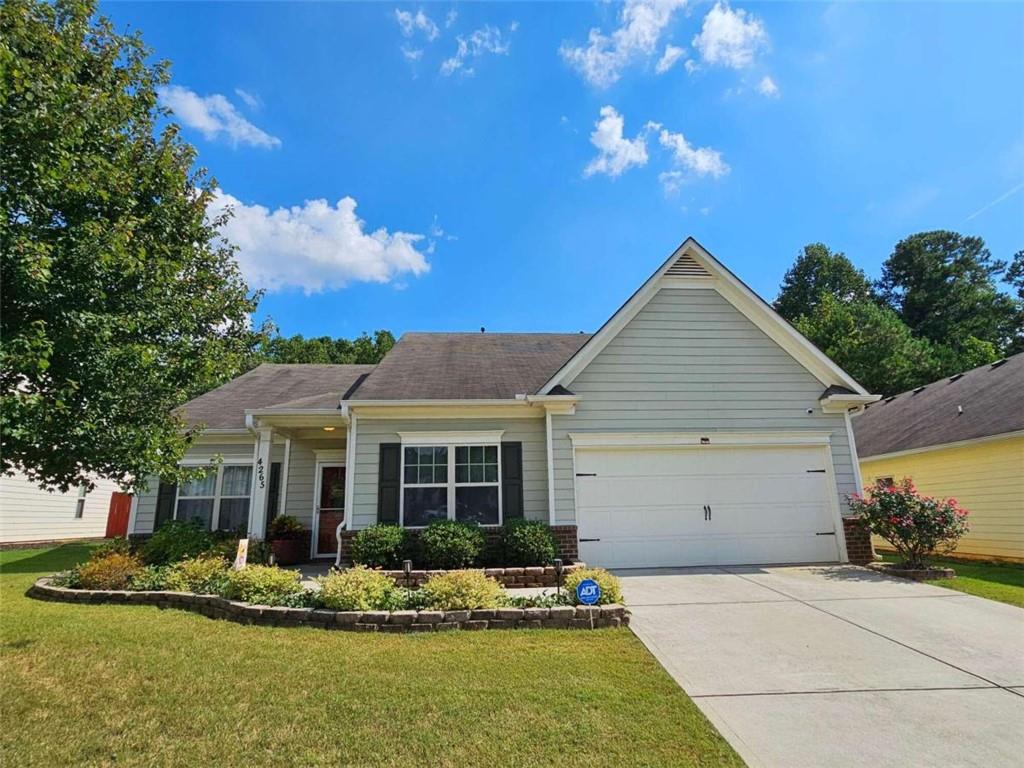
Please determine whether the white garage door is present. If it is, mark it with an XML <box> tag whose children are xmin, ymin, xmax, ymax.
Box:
<box><xmin>575</xmin><ymin>445</ymin><xmax>841</xmax><ymax>568</ymax></box>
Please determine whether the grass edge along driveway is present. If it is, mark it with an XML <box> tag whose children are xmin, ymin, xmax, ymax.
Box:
<box><xmin>0</xmin><ymin>544</ymin><xmax>743</xmax><ymax>768</ymax></box>
<box><xmin>879</xmin><ymin>552</ymin><xmax>1024</xmax><ymax>608</ymax></box>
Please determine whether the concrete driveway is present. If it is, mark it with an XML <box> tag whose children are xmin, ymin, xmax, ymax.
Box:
<box><xmin>620</xmin><ymin>565</ymin><xmax>1024</xmax><ymax>768</ymax></box>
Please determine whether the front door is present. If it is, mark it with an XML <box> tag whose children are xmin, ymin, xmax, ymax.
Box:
<box><xmin>315</xmin><ymin>465</ymin><xmax>346</xmax><ymax>557</ymax></box>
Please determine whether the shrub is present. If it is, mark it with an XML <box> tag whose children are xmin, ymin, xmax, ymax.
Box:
<box><xmin>315</xmin><ymin>566</ymin><xmax>403</xmax><ymax>611</ymax></box>
<box><xmin>500</xmin><ymin>520</ymin><xmax>557</xmax><ymax>566</ymax></box>
<box><xmin>350</xmin><ymin>525</ymin><xmax>409</xmax><ymax>569</ymax></box>
<box><xmin>419</xmin><ymin>520</ymin><xmax>485</xmax><ymax>569</ymax></box>
<box><xmin>419</xmin><ymin>570</ymin><xmax>504</xmax><ymax>611</ymax></box>
<box><xmin>221</xmin><ymin>565</ymin><xmax>303</xmax><ymax>605</ymax></box>
<box><xmin>141</xmin><ymin>521</ymin><xmax>215</xmax><ymax>565</ymax></box>
<box><xmin>78</xmin><ymin>552</ymin><xmax>144</xmax><ymax>590</ymax></box>
<box><xmin>93</xmin><ymin>537</ymin><xmax>133</xmax><ymax>559</ymax></box>
<box><xmin>165</xmin><ymin>556</ymin><xmax>230</xmax><ymax>594</ymax></box>
<box><xmin>848</xmin><ymin>478</ymin><xmax>969</xmax><ymax>569</ymax></box>
<box><xmin>50</xmin><ymin>567</ymin><xmax>83</xmax><ymax>588</ymax></box>
<box><xmin>267</xmin><ymin>515</ymin><xmax>305</xmax><ymax>541</ymax></box>
<box><xmin>128</xmin><ymin>565</ymin><xmax>170</xmax><ymax>591</ymax></box>
<box><xmin>563</xmin><ymin>567</ymin><xmax>623</xmax><ymax>605</ymax></box>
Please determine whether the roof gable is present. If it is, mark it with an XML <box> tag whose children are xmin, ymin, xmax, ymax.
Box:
<box><xmin>538</xmin><ymin>237</ymin><xmax>870</xmax><ymax>396</ymax></box>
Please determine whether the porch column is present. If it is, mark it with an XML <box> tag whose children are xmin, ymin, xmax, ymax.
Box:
<box><xmin>248</xmin><ymin>427</ymin><xmax>274</xmax><ymax>539</ymax></box>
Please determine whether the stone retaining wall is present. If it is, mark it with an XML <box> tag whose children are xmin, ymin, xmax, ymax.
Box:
<box><xmin>27</xmin><ymin>578</ymin><xmax>628</xmax><ymax>632</ymax></box>
<box><xmin>383</xmin><ymin>563</ymin><xmax>585</xmax><ymax>589</ymax></box>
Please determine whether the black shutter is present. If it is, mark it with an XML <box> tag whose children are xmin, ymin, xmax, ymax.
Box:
<box><xmin>154</xmin><ymin>480</ymin><xmax>177</xmax><ymax>530</ymax></box>
<box><xmin>378</xmin><ymin>443</ymin><xmax>401</xmax><ymax>524</ymax></box>
<box><xmin>267</xmin><ymin>462</ymin><xmax>282</xmax><ymax>526</ymax></box>
<box><xmin>501</xmin><ymin>442</ymin><xmax>524</xmax><ymax>520</ymax></box>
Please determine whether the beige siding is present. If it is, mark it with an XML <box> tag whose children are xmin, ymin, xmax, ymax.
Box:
<box><xmin>1</xmin><ymin>469</ymin><xmax>123</xmax><ymax>544</ymax></box>
<box><xmin>550</xmin><ymin>287</ymin><xmax>858</xmax><ymax>524</ymax></box>
<box><xmin>352</xmin><ymin>417</ymin><xmax>548</xmax><ymax>529</ymax></box>
<box><xmin>861</xmin><ymin>435</ymin><xmax>1024</xmax><ymax>561</ymax></box>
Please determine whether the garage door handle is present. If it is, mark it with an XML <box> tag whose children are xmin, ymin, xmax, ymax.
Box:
<box><xmin>579</xmin><ymin>538</ymin><xmax>601</xmax><ymax>542</ymax></box>
<box><xmin>704</xmin><ymin>504</ymin><xmax>711</xmax><ymax>521</ymax></box>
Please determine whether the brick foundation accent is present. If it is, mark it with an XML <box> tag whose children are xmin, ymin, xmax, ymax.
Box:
<box><xmin>842</xmin><ymin>516</ymin><xmax>875</xmax><ymax>565</ymax></box>
<box><xmin>381</xmin><ymin>563</ymin><xmax>585</xmax><ymax>589</ymax></box>
<box><xmin>337</xmin><ymin>523</ymin><xmax>580</xmax><ymax>568</ymax></box>
<box><xmin>28</xmin><ymin>578</ymin><xmax>628</xmax><ymax>632</ymax></box>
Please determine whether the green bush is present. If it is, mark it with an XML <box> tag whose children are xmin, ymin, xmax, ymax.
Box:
<box><xmin>128</xmin><ymin>565</ymin><xmax>170</xmax><ymax>591</ymax></box>
<box><xmin>419</xmin><ymin>520</ymin><xmax>485</xmax><ymax>569</ymax></box>
<box><xmin>93</xmin><ymin>536</ymin><xmax>133</xmax><ymax>559</ymax></box>
<box><xmin>165</xmin><ymin>556</ymin><xmax>230</xmax><ymax>594</ymax></box>
<box><xmin>500</xmin><ymin>520</ymin><xmax>557</xmax><ymax>566</ymax></box>
<box><xmin>419</xmin><ymin>570</ymin><xmax>504</xmax><ymax>610</ymax></box>
<box><xmin>78</xmin><ymin>552</ymin><xmax>144</xmax><ymax>590</ymax></box>
<box><xmin>563</xmin><ymin>567</ymin><xmax>623</xmax><ymax>605</ymax></box>
<box><xmin>350</xmin><ymin>525</ymin><xmax>409</xmax><ymax>569</ymax></box>
<box><xmin>50</xmin><ymin>567</ymin><xmax>83</xmax><ymax>588</ymax></box>
<box><xmin>141</xmin><ymin>521</ymin><xmax>215</xmax><ymax>565</ymax></box>
<box><xmin>315</xmin><ymin>566</ymin><xmax>403</xmax><ymax>611</ymax></box>
<box><xmin>222</xmin><ymin>565</ymin><xmax>303</xmax><ymax>605</ymax></box>
<box><xmin>267</xmin><ymin>515</ymin><xmax>305</xmax><ymax>541</ymax></box>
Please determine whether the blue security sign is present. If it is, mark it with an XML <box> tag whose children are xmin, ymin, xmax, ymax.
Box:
<box><xmin>576</xmin><ymin>578</ymin><xmax>601</xmax><ymax>606</ymax></box>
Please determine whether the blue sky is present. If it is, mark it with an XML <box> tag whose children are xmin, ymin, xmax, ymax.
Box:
<box><xmin>102</xmin><ymin>1</ymin><xmax>1024</xmax><ymax>339</ymax></box>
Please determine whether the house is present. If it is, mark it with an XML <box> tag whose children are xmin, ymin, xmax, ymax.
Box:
<box><xmin>1</xmin><ymin>469</ymin><xmax>128</xmax><ymax>545</ymax></box>
<box><xmin>129</xmin><ymin>238</ymin><xmax>880</xmax><ymax>568</ymax></box>
<box><xmin>854</xmin><ymin>353</ymin><xmax>1024</xmax><ymax>563</ymax></box>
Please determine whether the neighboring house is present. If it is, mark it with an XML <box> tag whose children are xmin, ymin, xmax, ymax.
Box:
<box><xmin>0</xmin><ymin>469</ymin><xmax>126</xmax><ymax>545</ymax></box>
<box><xmin>130</xmin><ymin>238</ymin><xmax>880</xmax><ymax>568</ymax></box>
<box><xmin>855</xmin><ymin>353</ymin><xmax>1024</xmax><ymax>563</ymax></box>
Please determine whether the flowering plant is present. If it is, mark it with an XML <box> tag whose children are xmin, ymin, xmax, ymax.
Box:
<box><xmin>848</xmin><ymin>478</ymin><xmax>969</xmax><ymax>569</ymax></box>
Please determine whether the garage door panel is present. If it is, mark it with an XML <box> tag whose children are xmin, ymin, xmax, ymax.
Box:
<box><xmin>575</xmin><ymin>443</ymin><xmax>840</xmax><ymax>568</ymax></box>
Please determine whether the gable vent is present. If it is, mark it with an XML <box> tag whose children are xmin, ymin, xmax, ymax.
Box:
<box><xmin>665</xmin><ymin>254</ymin><xmax>711</xmax><ymax>278</ymax></box>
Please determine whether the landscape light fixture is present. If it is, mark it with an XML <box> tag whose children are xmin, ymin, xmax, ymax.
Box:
<box><xmin>553</xmin><ymin>558</ymin><xmax>563</xmax><ymax>598</ymax></box>
<box><xmin>403</xmin><ymin>559</ymin><xmax>413</xmax><ymax>598</ymax></box>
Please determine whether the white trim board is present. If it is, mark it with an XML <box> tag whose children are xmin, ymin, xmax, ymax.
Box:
<box><xmin>397</xmin><ymin>430</ymin><xmax>505</xmax><ymax>445</ymax></box>
<box><xmin>569</xmin><ymin>431</ymin><xmax>834</xmax><ymax>448</ymax></box>
<box><xmin>858</xmin><ymin>429</ymin><xmax>1024</xmax><ymax>463</ymax></box>
<box><xmin>539</xmin><ymin>237</ymin><xmax>870</xmax><ymax>397</ymax></box>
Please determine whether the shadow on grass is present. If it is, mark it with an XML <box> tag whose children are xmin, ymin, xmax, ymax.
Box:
<box><xmin>0</xmin><ymin>543</ymin><xmax>98</xmax><ymax>574</ymax></box>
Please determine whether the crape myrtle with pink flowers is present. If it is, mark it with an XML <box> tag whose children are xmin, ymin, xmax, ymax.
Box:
<box><xmin>848</xmin><ymin>478</ymin><xmax>970</xmax><ymax>569</ymax></box>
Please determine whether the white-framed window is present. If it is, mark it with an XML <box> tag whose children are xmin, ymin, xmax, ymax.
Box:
<box><xmin>74</xmin><ymin>486</ymin><xmax>87</xmax><ymax>519</ymax></box>
<box><xmin>175</xmin><ymin>463</ymin><xmax>253</xmax><ymax>532</ymax></box>
<box><xmin>399</xmin><ymin>433</ymin><xmax>502</xmax><ymax>527</ymax></box>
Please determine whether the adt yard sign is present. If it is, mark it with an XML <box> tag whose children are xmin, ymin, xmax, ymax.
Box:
<box><xmin>576</xmin><ymin>578</ymin><xmax>601</xmax><ymax>606</ymax></box>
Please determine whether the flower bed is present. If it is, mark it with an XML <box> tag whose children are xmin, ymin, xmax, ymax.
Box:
<box><xmin>384</xmin><ymin>564</ymin><xmax>585</xmax><ymax>589</ymax></box>
<box><xmin>868</xmin><ymin>562</ymin><xmax>956</xmax><ymax>582</ymax></box>
<box><xmin>27</xmin><ymin>577</ymin><xmax>629</xmax><ymax>632</ymax></box>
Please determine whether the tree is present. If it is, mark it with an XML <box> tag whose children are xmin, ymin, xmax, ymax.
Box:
<box><xmin>259</xmin><ymin>330</ymin><xmax>395</xmax><ymax>365</ymax></box>
<box><xmin>1</xmin><ymin>0</ymin><xmax>266</xmax><ymax>491</ymax></box>
<box><xmin>794</xmin><ymin>295</ymin><xmax>941</xmax><ymax>396</ymax></box>
<box><xmin>877</xmin><ymin>231</ymin><xmax>1021</xmax><ymax>352</ymax></box>
<box><xmin>773</xmin><ymin>243</ymin><xmax>874</xmax><ymax>323</ymax></box>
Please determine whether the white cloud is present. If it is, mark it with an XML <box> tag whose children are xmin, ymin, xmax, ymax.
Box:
<box><xmin>656</xmin><ymin>44</ymin><xmax>686</xmax><ymax>74</ymax></box>
<box><xmin>692</xmin><ymin>2</ymin><xmax>767</xmax><ymax>69</ymax></box>
<box><xmin>658</xmin><ymin>126</ymin><xmax>729</xmax><ymax>180</ymax></box>
<box><xmin>440</xmin><ymin>24</ymin><xmax>512</xmax><ymax>77</ymax></box>
<box><xmin>757</xmin><ymin>75</ymin><xmax>779</xmax><ymax>97</ymax></box>
<box><xmin>560</xmin><ymin>0</ymin><xmax>689</xmax><ymax>88</ymax></box>
<box><xmin>158</xmin><ymin>86</ymin><xmax>281</xmax><ymax>148</ymax></box>
<box><xmin>584</xmin><ymin>106</ymin><xmax>649</xmax><ymax>178</ymax></box>
<box><xmin>445</xmin><ymin>8</ymin><xmax>457</xmax><ymax>28</ymax></box>
<box><xmin>210</xmin><ymin>192</ymin><xmax>430</xmax><ymax>293</ymax></box>
<box><xmin>395</xmin><ymin>7</ymin><xmax>439</xmax><ymax>41</ymax></box>
<box><xmin>658</xmin><ymin>170</ymin><xmax>684</xmax><ymax>195</ymax></box>
<box><xmin>234</xmin><ymin>88</ymin><xmax>261</xmax><ymax>110</ymax></box>
<box><xmin>401</xmin><ymin>46</ymin><xmax>423</xmax><ymax>62</ymax></box>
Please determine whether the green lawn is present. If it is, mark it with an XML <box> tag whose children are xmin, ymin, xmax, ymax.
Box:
<box><xmin>880</xmin><ymin>553</ymin><xmax>1024</xmax><ymax>608</ymax></box>
<box><xmin>0</xmin><ymin>545</ymin><xmax>742</xmax><ymax>768</ymax></box>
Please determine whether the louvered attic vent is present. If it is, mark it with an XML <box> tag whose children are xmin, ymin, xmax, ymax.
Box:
<box><xmin>665</xmin><ymin>253</ymin><xmax>711</xmax><ymax>277</ymax></box>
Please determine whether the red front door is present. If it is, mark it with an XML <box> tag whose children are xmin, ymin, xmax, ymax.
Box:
<box><xmin>105</xmin><ymin>492</ymin><xmax>132</xmax><ymax>538</ymax></box>
<box><xmin>316</xmin><ymin>466</ymin><xmax>346</xmax><ymax>556</ymax></box>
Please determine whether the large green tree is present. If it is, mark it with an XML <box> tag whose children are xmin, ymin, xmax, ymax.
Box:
<box><xmin>773</xmin><ymin>243</ymin><xmax>874</xmax><ymax>323</ymax></box>
<box><xmin>793</xmin><ymin>295</ymin><xmax>941</xmax><ymax>396</ymax></box>
<box><xmin>259</xmin><ymin>330</ymin><xmax>395</xmax><ymax>365</ymax></box>
<box><xmin>877</xmin><ymin>231</ymin><xmax>1021</xmax><ymax>352</ymax></box>
<box><xmin>1</xmin><ymin>0</ymin><xmax>266</xmax><ymax>491</ymax></box>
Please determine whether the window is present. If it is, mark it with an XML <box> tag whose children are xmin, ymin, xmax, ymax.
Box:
<box><xmin>875</xmin><ymin>477</ymin><xmax>894</xmax><ymax>489</ymax></box>
<box><xmin>401</xmin><ymin>442</ymin><xmax>500</xmax><ymax>526</ymax></box>
<box><xmin>175</xmin><ymin>464</ymin><xmax>252</xmax><ymax>532</ymax></box>
<box><xmin>74</xmin><ymin>486</ymin><xmax>87</xmax><ymax>519</ymax></box>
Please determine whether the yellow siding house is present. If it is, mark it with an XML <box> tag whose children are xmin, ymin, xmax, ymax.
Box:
<box><xmin>854</xmin><ymin>354</ymin><xmax>1024</xmax><ymax>562</ymax></box>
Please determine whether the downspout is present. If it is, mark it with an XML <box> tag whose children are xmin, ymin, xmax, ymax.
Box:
<box><xmin>545</xmin><ymin>407</ymin><xmax>556</xmax><ymax>525</ymax></box>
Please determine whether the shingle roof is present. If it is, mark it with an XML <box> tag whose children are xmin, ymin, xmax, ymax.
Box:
<box><xmin>178</xmin><ymin>364</ymin><xmax>376</xmax><ymax>429</ymax></box>
<box><xmin>348</xmin><ymin>332</ymin><xmax>592</xmax><ymax>400</ymax></box>
<box><xmin>853</xmin><ymin>353</ymin><xmax>1024</xmax><ymax>458</ymax></box>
